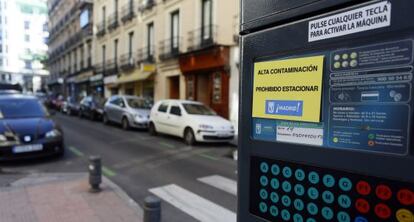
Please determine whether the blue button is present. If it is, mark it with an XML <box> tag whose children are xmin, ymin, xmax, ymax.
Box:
<box><xmin>338</xmin><ymin>194</ymin><xmax>351</xmax><ymax>209</ymax></box>
<box><xmin>322</xmin><ymin>191</ymin><xmax>335</xmax><ymax>204</ymax></box>
<box><xmin>260</xmin><ymin>189</ymin><xmax>268</xmax><ymax>200</ymax></box>
<box><xmin>308</xmin><ymin>172</ymin><xmax>320</xmax><ymax>184</ymax></box>
<box><xmin>294</xmin><ymin>199</ymin><xmax>304</xmax><ymax>211</ymax></box>
<box><xmin>293</xmin><ymin>213</ymin><xmax>303</xmax><ymax>222</ymax></box>
<box><xmin>271</xmin><ymin>164</ymin><xmax>280</xmax><ymax>176</ymax></box>
<box><xmin>281</xmin><ymin>209</ymin><xmax>291</xmax><ymax>221</ymax></box>
<box><xmin>294</xmin><ymin>184</ymin><xmax>305</xmax><ymax>196</ymax></box>
<box><xmin>270</xmin><ymin>192</ymin><xmax>279</xmax><ymax>203</ymax></box>
<box><xmin>260</xmin><ymin>162</ymin><xmax>269</xmax><ymax>173</ymax></box>
<box><xmin>339</xmin><ymin>177</ymin><xmax>352</xmax><ymax>192</ymax></box>
<box><xmin>307</xmin><ymin>203</ymin><xmax>318</xmax><ymax>215</ymax></box>
<box><xmin>260</xmin><ymin>176</ymin><xmax>269</xmax><ymax>186</ymax></box>
<box><xmin>269</xmin><ymin>205</ymin><xmax>279</xmax><ymax>217</ymax></box>
<box><xmin>307</xmin><ymin>187</ymin><xmax>319</xmax><ymax>200</ymax></box>
<box><xmin>295</xmin><ymin>169</ymin><xmax>305</xmax><ymax>181</ymax></box>
<box><xmin>281</xmin><ymin>195</ymin><xmax>291</xmax><ymax>207</ymax></box>
<box><xmin>354</xmin><ymin>216</ymin><xmax>368</xmax><ymax>222</ymax></box>
<box><xmin>282</xmin><ymin>181</ymin><xmax>292</xmax><ymax>193</ymax></box>
<box><xmin>306</xmin><ymin>219</ymin><xmax>316</xmax><ymax>222</ymax></box>
<box><xmin>259</xmin><ymin>202</ymin><xmax>267</xmax><ymax>213</ymax></box>
<box><xmin>282</xmin><ymin>167</ymin><xmax>292</xmax><ymax>178</ymax></box>
<box><xmin>270</xmin><ymin>178</ymin><xmax>280</xmax><ymax>189</ymax></box>
<box><xmin>323</xmin><ymin>174</ymin><xmax>335</xmax><ymax>188</ymax></box>
<box><xmin>337</xmin><ymin>211</ymin><xmax>351</xmax><ymax>222</ymax></box>
<box><xmin>322</xmin><ymin>207</ymin><xmax>334</xmax><ymax>220</ymax></box>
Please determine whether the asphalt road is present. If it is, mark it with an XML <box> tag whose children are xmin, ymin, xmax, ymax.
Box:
<box><xmin>0</xmin><ymin>113</ymin><xmax>238</xmax><ymax>222</ymax></box>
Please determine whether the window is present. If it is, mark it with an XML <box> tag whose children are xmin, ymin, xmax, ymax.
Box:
<box><xmin>212</xmin><ymin>72</ymin><xmax>222</xmax><ymax>103</ymax></box>
<box><xmin>201</xmin><ymin>0</ymin><xmax>212</xmax><ymax>40</ymax></box>
<box><xmin>114</xmin><ymin>39</ymin><xmax>118</xmax><ymax>62</ymax></box>
<box><xmin>114</xmin><ymin>0</ymin><xmax>118</xmax><ymax>15</ymax></box>
<box><xmin>25</xmin><ymin>60</ymin><xmax>32</xmax><ymax>69</ymax></box>
<box><xmin>186</xmin><ymin>75</ymin><xmax>195</xmax><ymax>100</ymax></box>
<box><xmin>147</xmin><ymin>22</ymin><xmax>154</xmax><ymax>56</ymax></box>
<box><xmin>102</xmin><ymin>6</ymin><xmax>106</xmax><ymax>24</ymax></box>
<box><xmin>128</xmin><ymin>32</ymin><xmax>134</xmax><ymax>57</ymax></box>
<box><xmin>43</xmin><ymin>23</ymin><xmax>48</xmax><ymax>32</ymax></box>
<box><xmin>158</xmin><ymin>103</ymin><xmax>169</xmax><ymax>113</ymax></box>
<box><xmin>80</xmin><ymin>45</ymin><xmax>84</xmax><ymax>68</ymax></box>
<box><xmin>170</xmin><ymin>106</ymin><xmax>181</xmax><ymax>116</ymax></box>
<box><xmin>171</xmin><ymin>11</ymin><xmax>179</xmax><ymax>49</ymax></box>
<box><xmin>102</xmin><ymin>45</ymin><xmax>106</xmax><ymax>64</ymax></box>
<box><xmin>24</xmin><ymin>21</ymin><xmax>30</xmax><ymax>30</ymax></box>
<box><xmin>24</xmin><ymin>34</ymin><xmax>30</xmax><ymax>42</ymax></box>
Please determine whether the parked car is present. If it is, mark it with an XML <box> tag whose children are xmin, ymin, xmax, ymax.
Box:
<box><xmin>0</xmin><ymin>90</ymin><xmax>21</xmax><ymax>95</ymax></box>
<box><xmin>64</xmin><ymin>96</ymin><xmax>81</xmax><ymax>116</ymax></box>
<box><xmin>103</xmin><ymin>95</ymin><xmax>152</xmax><ymax>130</ymax></box>
<box><xmin>0</xmin><ymin>94</ymin><xmax>64</xmax><ymax>160</ymax></box>
<box><xmin>79</xmin><ymin>95</ymin><xmax>105</xmax><ymax>120</ymax></box>
<box><xmin>149</xmin><ymin>100</ymin><xmax>234</xmax><ymax>145</ymax></box>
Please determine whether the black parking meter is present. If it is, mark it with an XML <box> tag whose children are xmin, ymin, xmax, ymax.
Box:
<box><xmin>238</xmin><ymin>1</ymin><xmax>414</xmax><ymax>222</ymax></box>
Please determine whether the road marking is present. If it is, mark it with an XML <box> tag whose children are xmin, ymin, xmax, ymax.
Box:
<box><xmin>102</xmin><ymin>166</ymin><xmax>117</xmax><ymax>177</ymax></box>
<box><xmin>158</xmin><ymin>142</ymin><xmax>175</xmax><ymax>149</ymax></box>
<box><xmin>68</xmin><ymin>146</ymin><xmax>84</xmax><ymax>157</ymax></box>
<box><xmin>198</xmin><ymin>175</ymin><xmax>237</xmax><ymax>196</ymax></box>
<box><xmin>198</xmin><ymin>153</ymin><xmax>218</xmax><ymax>161</ymax></box>
<box><xmin>149</xmin><ymin>184</ymin><xmax>236</xmax><ymax>222</ymax></box>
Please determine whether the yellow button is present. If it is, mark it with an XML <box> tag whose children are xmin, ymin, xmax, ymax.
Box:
<box><xmin>396</xmin><ymin>209</ymin><xmax>414</xmax><ymax>222</ymax></box>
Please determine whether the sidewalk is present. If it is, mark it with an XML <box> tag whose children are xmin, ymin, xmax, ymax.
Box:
<box><xmin>0</xmin><ymin>173</ymin><xmax>143</xmax><ymax>222</ymax></box>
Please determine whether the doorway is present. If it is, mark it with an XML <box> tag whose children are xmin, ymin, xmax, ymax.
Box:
<box><xmin>196</xmin><ymin>73</ymin><xmax>210</xmax><ymax>105</ymax></box>
<box><xmin>169</xmin><ymin>76</ymin><xmax>180</xmax><ymax>99</ymax></box>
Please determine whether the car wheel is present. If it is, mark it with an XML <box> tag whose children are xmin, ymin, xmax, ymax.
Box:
<box><xmin>122</xmin><ymin>117</ymin><xmax>130</xmax><ymax>130</ymax></box>
<box><xmin>184</xmin><ymin>128</ymin><xmax>196</xmax><ymax>146</ymax></box>
<box><xmin>149</xmin><ymin>122</ymin><xmax>157</xmax><ymax>136</ymax></box>
<box><xmin>103</xmin><ymin>113</ymin><xmax>109</xmax><ymax>125</ymax></box>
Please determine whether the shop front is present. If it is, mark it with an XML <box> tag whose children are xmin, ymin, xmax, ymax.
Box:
<box><xmin>117</xmin><ymin>65</ymin><xmax>155</xmax><ymax>99</ymax></box>
<box><xmin>89</xmin><ymin>74</ymin><xmax>104</xmax><ymax>97</ymax></box>
<box><xmin>103</xmin><ymin>75</ymin><xmax>119</xmax><ymax>98</ymax></box>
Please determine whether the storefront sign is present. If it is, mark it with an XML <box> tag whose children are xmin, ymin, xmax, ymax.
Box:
<box><xmin>90</xmin><ymin>74</ymin><xmax>103</xmax><ymax>82</ymax></box>
<box><xmin>104</xmin><ymin>75</ymin><xmax>118</xmax><ymax>84</ymax></box>
<box><xmin>142</xmin><ymin>64</ymin><xmax>156</xmax><ymax>72</ymax></box>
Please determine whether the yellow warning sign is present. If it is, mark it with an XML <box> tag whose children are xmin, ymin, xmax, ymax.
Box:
<box><xmin>252</xmin><ymin>55</ymin><xmax>324</xmax><ymax>123</ymax></box>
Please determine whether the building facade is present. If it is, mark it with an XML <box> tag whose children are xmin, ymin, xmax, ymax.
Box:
<box><xmin>47</xmin><ymin>0</ymin><xmax>93</xmax><ymax>99</ymax></box>
<box><xmin>0</xmin><ymin>0</ymin><xmax>49</xmax><ymax>92</ymax></box>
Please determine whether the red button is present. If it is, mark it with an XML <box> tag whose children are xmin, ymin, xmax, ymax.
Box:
<box><xmin>397</xmin><ymin>189</ymin><xmax>414</xmax><ymax>206</ymax></box>
<box><xmin>376</xmin><ymin>185</ymin><xmax>392</xmax><ymax>200</ymax></box>
<box><xmin>355</xmin><ymin>198</ymin><xmax>370</xmax><ymax>214</ymax></box>
<box><xmin>356</xmin><ymin>181</ymin><xmax>371</xmax><ymax>196</ymax></box>
<box><xmin>374</xmin><ymin>203</ymin><xmax>391</xmax><ymax>219</ymax></box>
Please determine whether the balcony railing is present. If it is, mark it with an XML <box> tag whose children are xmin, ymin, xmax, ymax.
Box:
<box><xmin>80</xmin><ymin>24</ymin><xmax>93</xmax><ymax>39</ymax></box>
<box><xmin>94</xmin><ymin>62</ymin><xmax>105</xmax><ymax>75</ymax></box>
<box><xmin>159</xmin><ymin>37</ymin><xmax>182</xmax><ymax>60</ymax></box>
<box><xmin>188</xmin><ymin>25</ymin><xmax>218</xmax><ymax>52</ymax></box>
<box><xmin>77</xmin><ymin>0</ymin><xmax>93</xmax><ymax>8</ymax></box>
<box><xmin>106</xmin><ymin>59</ymin><xmax>118</xmax><ymax>75</ymax></box>
<box><xmin>136</xmin><ymin>46</ymin><xmax>155</xmax><ymax>64</ymax></box>
<box><xmin>138</xmin><ymin>0</ymin><xmax>156</xmax><ymax>13</ymax></box>
<box><xmin>96</xmin><ymin>21</ymin><xmax>106</xmax><ymax>37</ymax></box>
<box><xmin>120</xmin><ymin>53</ymin><xmax>136</xmax><ymax>71</ymax></box>
<box><xmin>121</xmin><ymin>3</ymin><xmax>135</xmax><ymax>23</ymax></box>
<box><xmin>108</xmin><ymin>12</ymin><xmax>119</xmax><ymax>31</ymax></box>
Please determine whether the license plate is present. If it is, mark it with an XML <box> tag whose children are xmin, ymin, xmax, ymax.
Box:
<box><xmin>218</xmin><ymin>133</ymin><xmax>232</xmax><ymax>137</ymax></box>
<box><xmin>13</xmin><ymin>144</ymin><xmax>43</xmax><ymax>153</ymax></box>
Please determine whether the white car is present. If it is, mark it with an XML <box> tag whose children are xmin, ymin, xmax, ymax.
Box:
<box><xmin>149</xmin><ymin>100</ymin><xmax>235</xmax><ymax>145</ymax></box>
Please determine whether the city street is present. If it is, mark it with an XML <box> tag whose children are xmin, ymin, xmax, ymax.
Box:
<box><xmin>0</xmin><ymin>113</ymin><xmax>238</xmax><ymax>222</ymax></box>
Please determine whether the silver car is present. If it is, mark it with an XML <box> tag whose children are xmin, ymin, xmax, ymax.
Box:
<box><xmin>103</xmin><ymin>95</ymin><xmax>152</xmax><ymax>130</ymax></box>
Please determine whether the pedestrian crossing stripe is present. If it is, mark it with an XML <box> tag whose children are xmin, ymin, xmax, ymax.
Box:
<box><xmin>197</xmin><ymin>175</ymin><xmax>237</xmax><ymax>196</ymax></box>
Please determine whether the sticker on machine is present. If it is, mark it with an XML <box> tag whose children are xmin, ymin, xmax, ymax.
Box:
<box><xmin>276</xmin><ymin>121</ymin><xmax>324</xmax><ymax>146</ymax></box>
<box><xmin>308</xmin><ymin>1</ymin><xmax>391</xmax><ymax>42</ymax></box>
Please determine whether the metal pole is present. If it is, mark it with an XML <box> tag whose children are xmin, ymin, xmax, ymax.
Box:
<box><xmin>89</xmin><ymin>155</ymin><xmax>102</xmax><ymax>193</ymax></box>
<box><xmin>143</xmin><ymin>196</ymin><xmax>161</xmax><ymax>222</ymax></box>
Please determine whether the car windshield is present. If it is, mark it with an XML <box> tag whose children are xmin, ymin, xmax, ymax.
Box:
<box><xmin>127</xmin><ymin>98</ymin><xmax>152</xmax><ymax>109</ymax></box>
<box><xmin>182</xmin><ymin>103</ymin><xmax>216</xmax><ymax>116</ymax></box>
<box><xmin>0</xmin><ymin>99</ymin><xmax>47</xmax><ymax>119</ymax></box>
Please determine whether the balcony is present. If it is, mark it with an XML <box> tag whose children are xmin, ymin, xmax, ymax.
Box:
<box><xmin>188</xmin><ymin>25</ymin><xmax>218</xmax><ymax>52</ymax></box>
<box><xmin>106</xmin><ymin>59</ymin><xmax>118</xmax><ymax>75</ymax></box>
<box><xmin>120</xmin><ymin>53</ymin><xmax>136</xmax><ymax>71</ymax></box>
<box><xmin>138</xmin><ymin>0</ymin><xmax>156</xmax><ymax>13</ymax></box>
<box><xmin>136</xmin><ymin>46</ymin><xmax>155</xmax><ymax>64</ymax></box>
<box><xmin>121</xmin><ymin>3</ymin><xmax>136</xmax><ymax>23</ymax></box>
<box><xmin>94</xmin><ymin>62</ymin><xmax>105</xmax><ymax>75</ymax></box>
<box><xmin>77</xmin><ymin>0</ymin><xmax>93</xmax><ymax>9</ymax></box>
<box><xmin>96</xmin><ymin>21</ymin><xmax>106</xmax><ymax>37</ymax></box>
<box><xmin>108</xmin><ymin>13</ymin><xmax>119</xmax><ymax>31</ymax></box>
<box><xmin>159</xmin><ymin>37</ymin><xmax>182</xmax><ymax>60</ymax></box>
<box><xmin>80</xmin><ymin>24</ymin><xmax>93</xmax><ymax>39</ymax></box>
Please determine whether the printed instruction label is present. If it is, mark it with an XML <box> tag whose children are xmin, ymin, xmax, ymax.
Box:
<box><xmin>309</xmin><ymin>1</ymin><xmax>391</xmax><ymax>42</ymax></box>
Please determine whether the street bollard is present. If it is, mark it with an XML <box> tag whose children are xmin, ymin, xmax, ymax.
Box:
<box><xmin>144</xmin><ymin>196</ymin><xmax>161</xmax><ymax>222</ymax></box>
<box><xmin>89</xmin><ymin>155</ymin><xmax>102</xmax><ymax>193</ymax></box>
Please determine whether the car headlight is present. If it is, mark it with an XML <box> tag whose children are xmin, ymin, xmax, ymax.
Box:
<box><xmin>45</xmin><ymin>129</ymin><xmax>61</xmax><ymax>138</ymax></box>
<box><xmin>0</xmin><ymin>134</ymin><xmax>7</xmax><ymax>142</ymax></box>
<box><xmin>199</xmin><ymin>124</ymin><xmax>214</xmax><ymax>130</ymax></box>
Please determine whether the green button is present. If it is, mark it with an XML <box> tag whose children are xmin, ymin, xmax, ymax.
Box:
<box><xmin>338</xmin><ymin>194</ymin><xmax>351</xmax><ymax>208</ymax></box>
<box><xmin>271</xmin><ymin>178</ymin><xmax>280</xmax><ymax>189</ymax></box>
<box><xmin>259</xmin><ymin>202</ymin><xmax>268</xmax><ymax>213</ymax></box>
<box><xmin>323</xmin><ymin>174</ymin><xmax>335</xmax><ymax>188</ymax></box>
<box><xmin>322</xmin><ymin>207</ymin><xmax>334</xmax><ymax>220</ymax></box>
<box><xmin>271</xmin><ymin>164</ymin><xmax>280</xmax><ymax>176</ymax></box>
<box><xmin>339</xmin><ymin>178</ymin><xmax>352</xmax><ymax>192</ymax></box>
<box><xmin>322</xmin><ymin>191</ymin><xmax>335</xmax><ymax>204</ymax></box>
<box><xmin>282</xmin><ymin>167</ymin><xmax>292</xmax><ymax>178</ymax></box>
<box><xmin>269</xmin><ymin>205</ymin><xmax>279</xmax><ymax>217</ymax></box>
<box><xmin>260</xmin><ymin>162</ymin><xmax>269</xmax><ymax>173</ymax></box>
<box><xmin>295</xmin><ymin>169</ymin><xmax>305</xmax><ymax>181</ymax></box>
<box><xmin>307</xmin><ymin>187</ymin><xmax>319</xmax><ymax>200</ymax></box>
<box><xmin>281</xmin><ymin>195</ymin><xmax>291</xmax><ymax>207</ymax></box>
<box><xmin>281</xmin><ymin>209</ymin><xmax>291</xmax><ymax>221</ymax></box>
<box><xmin>337</xmin><ymin>211</ymin><xmax>351</xmax><ymax>222</ymax></box>
<box><xmin>294</xmin><ymin>199</ymin><xmax>304</xmax><ymax>211</ymax></box>
<box><xmin>282</xmin><ymin>181</ymin><xmax>292</xmax><ymax>193</ymax></box>
<box><xmin>308</xmin><ymin>171</ymin><xmax>320</xmax><ymax>184</ymax></box>
<box><xmin>293</xmin><ymin>213</ymin><xmax>303</xmax><ymax>222</ymax></box>
<box><xmin>260</xmin><ymin>176</ymin><xmax>269</xmax><ymax>186</ymax></box>
<box><xmin>270</xmin><ymin>192</ymin><xmax>279</xmax><ymax>203</ymax></box>
<box><xmin>306</xmin><ymin>219</ymin><xmax>316</xmax><ymax>222</ymax></box>
<box><xmin>294</xmin><ymin>184</ymin><xmax>305</xmax><ymax>196</ymax></box>
<box><xmin>307</xmin><ymin>202</ymin><xmax>318</xmax><ymax>215</ymax></box>
<box><xmin>260</xmin><ymin>189</ymin><xmax>268</xmax><ymax>200</ymax></box>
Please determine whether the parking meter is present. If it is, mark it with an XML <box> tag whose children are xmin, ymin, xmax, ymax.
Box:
<box><xmin>238</xmin><ymin>0</ymin><xmax>414</xmax><ymax>222</ymax></box>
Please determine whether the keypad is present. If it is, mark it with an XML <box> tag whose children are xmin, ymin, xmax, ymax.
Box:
<box><xmin>250</xmin><ymin>157</ymin><xmax>414</xmax><ymax>222</ymax></box>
